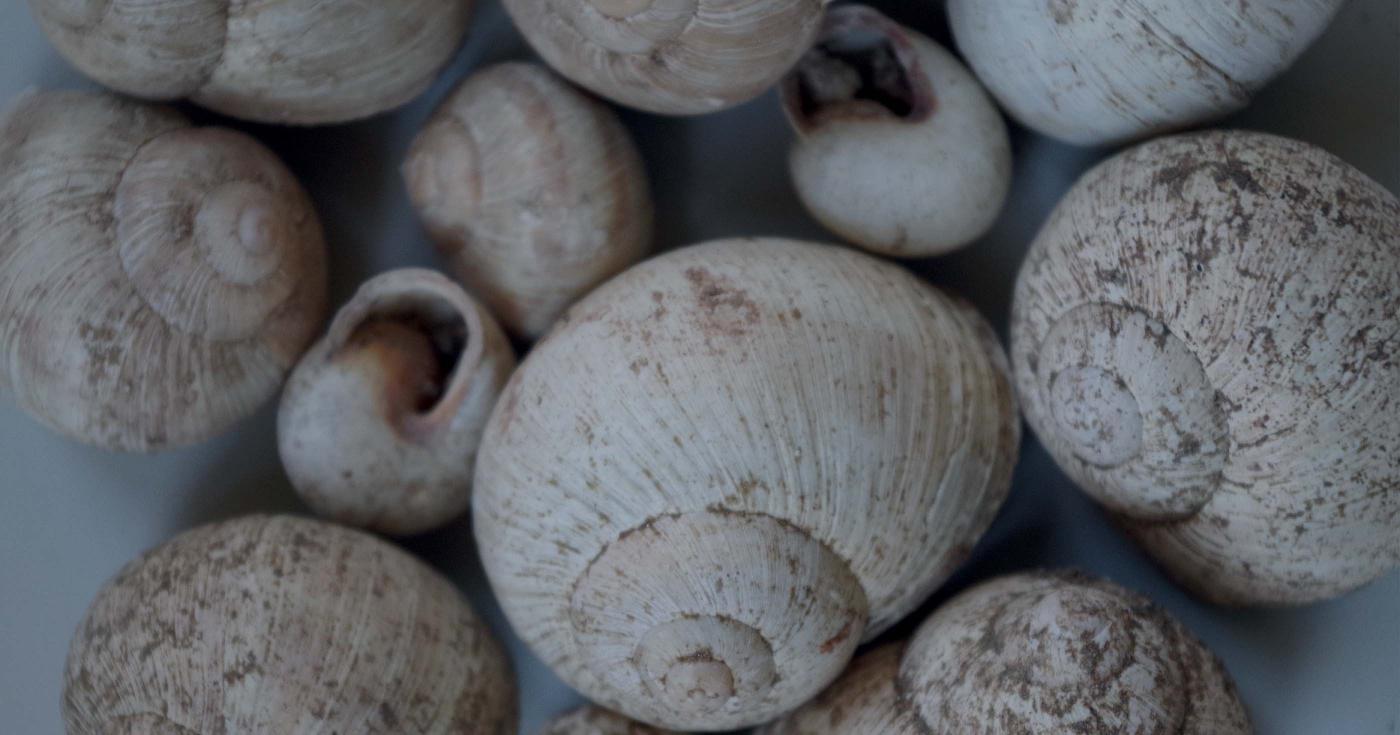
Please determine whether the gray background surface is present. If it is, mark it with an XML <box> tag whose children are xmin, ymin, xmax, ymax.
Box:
<box><xmin>1</xmin><ymin>1</ymin><xmax>1397</xmax><ymax>733</ymax></box>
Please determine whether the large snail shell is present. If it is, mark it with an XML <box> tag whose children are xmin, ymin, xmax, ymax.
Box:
<box><xmin>278</xmin><ymin>269</ymin><xmax>516</xmax><ymax>536</ymax></box>
<box><xmin>404</xmin><ymin>63</ymin><xmax>653</xmax><ymax>340</ymax></box>
<box><xmin>63</xmin><ymin>514</ymin><xmax>517</xmax><ymax>734</ymax></box>
<box><xmin>0</xmin><ymin>90</ymin><xmax>325</xmax><ymax>452</ymax></box>
<box><xmin>948</xmin><ymin>0</ymin><xmax>1344</xmax><ymax>145</ymax></box>
<box><xmin>781</xmin><ymin>5</ymin><xmax>1011</xmax><ymax>258</ymax></box>
<box><xmin>502</xmin><ymin>0</ymin><xmax>831</xmax><ymax>115</ymax></box>
<box><xmin>473</xmin><ymin>238</ymin><xmax>1020</xmax><ymax>730</ymax></box>
<box><xmin>30</xmin><ymin>0</ymin><xmax>474</xmax><ymax>124</ymax></box>
<box><xmin>541</xmin><ymin>706</ymin><xmax>679</xmax><ymax>735</ymax></box>
<box><xmin>762</xmin><ymin>572</ymin><xmax>1251</xmax><ymax>734</ymax></box>
<box><xmin>1012</xmin><ymin>131</ymin><xmax>1400</xmax><ymax>605</ymax></box>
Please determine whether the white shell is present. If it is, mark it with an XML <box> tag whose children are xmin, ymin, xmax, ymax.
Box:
<box><xmin>541</xmin><ymin>706</ymin><xmax>679</xmax><ymax>735</ymax></box>
<box><xmin>30</xmin><ymin>0</ymin><xmax>475</xmax><ymax>124</ymax></box>
<box><xmin>0</xmin><ymin>90</ymin><xmax>326</xmax><ymax>452</ymax></box>
<box><xmin>63</xmin><ymin>515</ymin><xmax>517</xmax><ymax>734</ymax></box>
<box><xmin>1012</xmin><ymin>130</ymin><xmax>1400</xmax><ymax>605</ymax></box>
<box><xmin>277</xmin><ymin>269</ymin><xmax>516</xmax><ymax>536</ymax></box>
<box><xmin>948</xmin><ymin>0</ymin><xmax>1345</xmax><ymax>145</ymax></box>
<box><xmin>781</xmin><ymin>5</ymin><xmax>1011</xmax><ymax>257</ymax></box>
<box><xmin>404</xmin><ymin>63</ymin><xmax>653</xmax><ymax>340</ymax></box>
<box><xmin>473</xmin><ymin>238</ymin><xmax>1020</xmax><ymax>730</ymax></box>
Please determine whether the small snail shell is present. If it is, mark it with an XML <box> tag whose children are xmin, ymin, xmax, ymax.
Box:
<box><xmin>780</xmin><ymin>5</ymin><xmax>1011</xmax><ymax>258</ymax></box>
<box><xmin>63</xmin><ymin>515</ymin><xmax>517</xmax><ymax>734</ymax></box>
<box><xmin>502</xmin><ymin>0</ymin><xmax>831</xmax><ymax>115</ymax></box>
<box><xmin>0</xmin><ymin>90</ymin><xmax>326</xmax><ymax>452</ymax></box>
<box><xmin>541</xmin><ymin>707</ymin><xmax>679</xmax><ymax>735</ymax></box>
<box><xmin>277</xmin><ymin>269</ymin><xmax>516</xmax><ymax>536</ymax></box>
<box><xmin>31</xmin><ymin>0</ymin><xmax>474</xmax><ymax>124</ymax></box>
<box><xmin>948</xmin><ymin>0</ymin><xmax>1344</xmax><ymax>145</ymax></box>
<box><xmin>1012</xmin><ymin>131</ymin><xmax>1400</xmax><ymax>605</ymax></box>
<box><xmin>404</xmin><ymin>63</ymin><xmax>653</xmax><ymax>340</ymax></box>
<box><xmin>762</xmin><ymin>572</ymin><xmax>1251</xmax><ymax>734</ymax></box>
<box><xmin>474</xmin><ymin>238</ymin><xmax>1020</xmax><ymax>730</ymax></box>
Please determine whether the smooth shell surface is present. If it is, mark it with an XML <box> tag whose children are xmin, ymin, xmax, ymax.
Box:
<box><xmin>474</xmin><ymin>238</ymin><xmax>1020</xmax><ymax>729</ymax></box>
<box><xmin>0</xmin><ymin>90</ymin><xmax>325</xmax><ymax>451</ymax></box>
<box><xmin>405</xmin><ymin>63</ymin><xmax>653</xmax><ymax>339</ymax></box>
<box><xmin>1013</xmin><ymin>131</ymin><xmax>1400</xmax><ymax>605</ymax></box>
<box><xmin>63</xmin><ymin>514</ymin><xmax>517</xmax><ymax>734</ymax></box>
<box><xmin>541</xmin><ymin>706</ymin><xmax>679</xmax><ymax>734</ymax></box>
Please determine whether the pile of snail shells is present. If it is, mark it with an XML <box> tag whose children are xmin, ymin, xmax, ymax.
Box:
<box><xmin>1013</xmin><ymin>129</ymin><xmax>1400</xmax><ymax>606</ymax></box>
<box><xmin>541</xmin><ymin>707</ymin><xmax>679</xmax><ymax>735</ymax></box>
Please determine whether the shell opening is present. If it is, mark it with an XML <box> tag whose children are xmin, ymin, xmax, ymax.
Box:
<box><xmin>341</xmin><ymin>314</ymin><xmax>465</xmax><ymax>417</ymax></box>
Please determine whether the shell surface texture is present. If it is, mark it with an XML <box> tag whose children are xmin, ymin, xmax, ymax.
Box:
<box><xmin>278</xmin><ymin>269</ymin><xmax>516</xmax><ymax>537</ymax></box>
<box><xmin>405</xmin><ymin>62</ymin><xmax>654</xmax><ymax>340</ymax></box>
<box><xmin>0</xmin><ymin>90</ymin><xmax>326</xmax><ymax>452</ymax></box>
<box><xmin>29</xmin><ymin>0</ymin><xmax>475</xmax><ymax>124</ymax></box>
<box><xmin>473</xmin><ymin>238</ymin><xmax>1020</xmax><ymax>730</ymax></box>
<box><xmin>1012</xmin><ymin>130</ymin><xmax>1400</xmax><ymax>606</ymax></box>
<box><xmin>541</xmin><ymin>706</ymin><xmax>680</xmax><ymax>735</ymax></box>
<box><xmin>62</xmin><ymin>514</ymin><xmax>518</xmax><ymax>734</ymax></box>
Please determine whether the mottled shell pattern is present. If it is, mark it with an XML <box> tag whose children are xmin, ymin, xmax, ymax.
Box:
<box><xmin>1013</xmin><ymin>131</ymin><xmax>1400</xmax><ymax>605</ymax></box>
<box><xmin>405</xmin><ymin>63</ymin><xmax>653</xmax><ymax>340</ymax></box>
<box><xmin>948</xmin><ymin>0</ymin><xmax>1345</xmax><ymax>145</ymax></box>
<box><xmin>502</xmin><ymin>0</ymin><xmax>832</xmax><ymax>114</ymax></box>
<box><xmin>781</xmin><ymin>5</ymin><xmax>1012</xmax><ymax>258</ymax></box>
<box><xmin>30</xmin><ymin>0</ymin><xmax>475</xmax><ymax>124</ymax></box>
<box><xmin>763</xmin><ymin>572</ymin><xmax>1251</xmax><ymax>735</ymax></box>
<box><xmin>63</xmin><ymin>515</ymin><xmax>517</xmax><ymax>734</ymax></box>
<box><xmin>0</xmin><ymin>90</ymin><xmax>325</xmax><ymax>452</ymax></box>
<box><xmin>474</xmin><ymin>238</ymin><xmax>1020</xmax><ymax>730</ymax></box>
<box><xmin>278</xmin><ymin>269</ymin><xmax>516</xmax><ymax>537</ymax></box>
<box><xmin>540</xmin><ymin>706</ymin><xmax>679</xmax><ymax>735</ymax></box>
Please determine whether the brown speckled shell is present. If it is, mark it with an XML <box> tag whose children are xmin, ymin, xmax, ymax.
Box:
<box><xmin>540</xmin><ymin>706</ymin><xmax>680</xmax><ymax>735</ymax></box>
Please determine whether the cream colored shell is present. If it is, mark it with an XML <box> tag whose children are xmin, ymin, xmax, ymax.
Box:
<box><xmin>473</xmin><ymin>238</ymin><xmax>1020</xmax><ymax>730</ymax></box>
<box><xmin>781</xmin><ymin>5</ymin><xmax>1011</xmax><ymax>257</ymax></box>
<box><xmin>948</xmin><ymin>0</ymin><xmax>1344</xmax><ymax>145</ymax></box>
<box><xmin>1012</xmin><ymin>131</ymin><xmax>1400</xmax><ymax>605</ymax></box>
<box><xmin>63</xmin><ymin>514</ymin><xmax>517</xmax><ymax>734</ymax></box>
<box><xmin>0</xmin><ymin>90</ymin><xmax>326</xmax><ymax>452</ymax></box>
<box><xmin>405</xmin><ymin>63</ymin><xmax>653</xmax><ymax>340</ymax></box>
<box><xmin>30</xmin><ymin>0</ymin><xmax>475</xmax><ymax>124</ymax></box>
<box><xmin>762</xmin><ymin>572</ymin><xmax>1251</xmax><ymax>734</ymax></box>
<box><xmin>540</xmin><ymin>706</ymin><xmax>679</xmax><ymax>735</ymax></box>
<box><xmin>502</xmin><ymin>0</ymin><xmax>831</xmax><ymax>115</ymax></box>
<box><xmin>278</xmin><ymin>269</ymin><xmax>516</xmax><ymax>536</ymax></box>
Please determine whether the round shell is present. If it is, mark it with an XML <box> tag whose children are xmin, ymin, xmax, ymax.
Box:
<box><xmin>948</xmin><ymin>0</ymin><xmax>1345</xmax><ymax>145</ymax></box>
<box><xmin>30</xmin><ymin>0</ymin><xmax>475</xmax><ymax>124</ymax></box>
<box><xmin>541</xmin><ymin>707</ymin><xmax>679</xmax><ymax>735</ymax></box>
<box><xmin>278</xmin><ymin>269</ymin><xmax>516</xmax><ymax>536</ymax></box>
<box><xmin>763</xmin><ymin>572</ymin><xmax>1251</xmax><ymax>734</ymax></box>
<box><xmin>502</xmin><ymin>0</ymin><xmax>831</xmax><ymax>115</ymax></box>
<box><xmin>0</xmin><ymin>90</ymin><xmax>326</xmax><ymax>452</ymax></box>
<box><xmin>1012</xmin><ymin>130</ymin><xmax>1400</xmax><ymax>605</ymax></box>
<box><xmin>781</xmin><ymin>5</ymin><xmax>1011</xmax><ymax>257</ymax></box>
<box><xmin>473</xmin><ymin>238</ymin><xmax>1020</xmax><ymax>730</ymax></box>
<box><xmin>63</xmin><ymin>514</ymin><xmax>517</xmax><ymax>734</ymax></box>
<box><xmin>404</xmin><ymin>63</ymin><xmax>653</xmax><ymax>339</ymax></box>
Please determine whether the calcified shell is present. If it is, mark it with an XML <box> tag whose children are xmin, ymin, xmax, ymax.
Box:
<box><xmin>278</xmin><ymin>269</ymin><xmax>516</xmax><ymax>536</ymax></box>
<box><xmin>541</xmin><ymin>706</ymin><xmax>679</xmax><ymax>735</ymax></box>
<box><xmin>474</xmin><ymin>238</ymin><xmax>1020</xmax><ymax>730</ymax></box>
<box><xmin>1013</xmin><ymin>131</ymin><xmax>1400</xmax><ymax>605</ymax></box>
<box><xmin>63</xmin><ymin>515</ymin><xmax>517</xmax><ymax>734</ymax></box>
<box><xmin>31</xmin><ymin>0</ymin><xmax>474</xmax><ymax>124</ymax></box>
<box><xmin>948</xmin><ymin>0</ymin><xmax>1344</xmax><ymax>145</ymax></box>
<box><xmin>763</xmin><ymin>572</ymin><xmax>1251</xmax><ymax>734</ymax></box>
<box><xmin>781</xmin><ymin>5</ymin><xmax>1011</xmax><ymax>257</ymax></box>
<box><xmin>405</xmin><ymin>63</ymin><xmax>653</xmax><ymax>339</ymax></box>
<box><xmin>0</xmin><ymin>90</ymin><xmax>325</xmax><ymax>452</ymax></box>
<box><xmin>502</xmin><ymin>0</ymin><xmax>830</xmax><ymax>115</ymax></box>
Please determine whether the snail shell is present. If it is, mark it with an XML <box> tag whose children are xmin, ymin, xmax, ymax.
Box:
<box><xmin>780</xmin><ymin>5</ymin><xmax>1012</xmax><ymax>258</ymax></box>
<box><xmin>63</xmin><ymin>514</ymin><xmax>517</xmax><ymax>734</ymax></box>
<box><xmin>0</xmin><ymin>90</ymin><xmax>326</xmax><ymax>452</ymax></box>
<box><xmin>473</xmin><ymin>238</ymin><xmax>1020</xmax><ymax>730</ymax></box>
<box><xmin>30</xmin><ymin>0</ymin><xmax>474</xmax><ymax>124</ymax></box>
<box><xmin>404</xmin><ymin>63</ymin><xmax>653</xmax><ymax>340</ymax></box>
<box><xmin>762</xmin><ymin>572</ymin><xmax>1252</xmax><ymax>734</ymax></box>
<box><xmin>502</xmin><ymin>0</ymin><xmax>831</xmax><ymax>115</ymax></box>
<box><xmin>277</xmin><ymin>269</ymin><xmax>516</xmax><ymax>536</ymax></box>
<box><xmin>1012</xmin><ymin>130</ymin><xmax>1400</xmax><ymax>605</ymax></box>
<box><xmin>541</xmin><ymin>706</ymin><xmax>679</xmax><ymax>735</ymax></box>
<box><xmin>948</xmin><ymin>0</ymin><xmax>1345</xmax><ymax>145</ymax></box>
